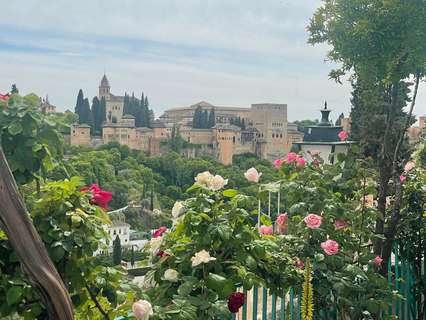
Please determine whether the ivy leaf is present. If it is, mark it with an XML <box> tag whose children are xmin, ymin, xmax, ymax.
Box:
<box><xmin>6</xmin><ymin>286</ymin><xmax>22</xmax><ymax>305</ymax></box>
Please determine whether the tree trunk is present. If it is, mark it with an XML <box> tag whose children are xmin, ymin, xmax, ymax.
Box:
<box><xmin>381</xmin><ymin>75</ymin><xmax>421</xmax><ymax>275</ymax></box>
<box><xmin>0</xmin><ymin>147</ymin><xmax>74</xmax><ymax>319</ymax></box>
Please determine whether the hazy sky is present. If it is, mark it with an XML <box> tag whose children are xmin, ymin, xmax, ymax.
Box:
<box><xmin>0</xmin><ymin>0</ymin><xmax>424</xmax><ymax>121</ymax></box>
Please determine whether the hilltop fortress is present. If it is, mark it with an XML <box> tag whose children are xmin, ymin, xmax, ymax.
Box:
<box><xmin>70</xmin><ymin>75</ymin><xmax>303</xmax><ymax>165</ymax></box>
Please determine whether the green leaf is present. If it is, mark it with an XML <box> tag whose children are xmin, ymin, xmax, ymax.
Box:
<box><xmin>51</xmin><ymin>246</ymin><xmax>65</xmax><ymax>261</ymax></box>
<box><xmin>260</xmin><ymin>215</ymin><xmax>272</xmax><ymax>226</ymax></box>
<box><xmin>6</xmin><ymin>286</ymin><xmax>22</xmax><ymax>305</ymax></box>
<box><xmin>8</xmin><ymin>121</ymin><xmax>23</xmax><ymax>135</ymax></box>
<box><xmin>206</xmin><ymin>273</ymin><xmax>236</xmax><ymax>299</ymax></box>
<box><xmin>178</xmin><ymin>281</ymin><xmax>194</xmax><ymax>296</ymax></box>
<box><xmin>223</xmin><ymin>189</ymin><xmax>238</xmax><ymax>198</ymax></box>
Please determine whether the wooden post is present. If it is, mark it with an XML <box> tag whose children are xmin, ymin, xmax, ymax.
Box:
<box><xmin>0</xmin><ymin>147</ymin><xmax>73</xmax><ymax>319</ymax></box>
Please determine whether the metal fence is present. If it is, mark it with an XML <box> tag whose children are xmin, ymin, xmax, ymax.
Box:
<box><xmin>218</xmin><ymin>247</ymin><xmax>425</xmax><ymax>320</ymax></box>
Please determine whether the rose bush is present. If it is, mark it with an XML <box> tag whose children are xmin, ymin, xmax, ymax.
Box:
<box><xmin>274</xmin><ymin>151</ymin><xmax>398</xmax><ymax>318</ymax></box>
<box><xmin>134</xmin><ymin>151</ymin><xmax>400</xmax><ymax>320</ymax></box>
<box><xmin>140</xmin><ymin>171</ymin><xmax>301</xmax><ymax>319</ymax></box>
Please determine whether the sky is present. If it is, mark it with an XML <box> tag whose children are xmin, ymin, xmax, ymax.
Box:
<box><xmin>0</xmin><ymin>0</ymin><xmax>424</xmax><ymax>122</ymax></box>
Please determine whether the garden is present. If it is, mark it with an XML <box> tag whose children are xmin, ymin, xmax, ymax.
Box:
<box><xmin>1</xmin><ymin>0</ymin><xmax>426</xmax><ymax>319</ymax></box>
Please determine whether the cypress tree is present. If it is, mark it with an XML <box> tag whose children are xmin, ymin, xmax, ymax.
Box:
<box><xmin>201</xmin><ymin>110</ymin><xmax>209</xmax><ymax>128</ymax></box>
<box><xmin>208</xmin><ymin>109</ymin><xmax>216</xmax><ymax>128</ymax></box>
<box><xmin>130</xmin><ymin>92</ymin><xmax>137</xmax><ymax>117</ymax></box>
<box><xmin>192</xmin><ymin>106</ymin><xmax>202</xmax><ymax>128</ymax></box>
<box><xmin>75</xmin><ymin>89</ymin><xmax>84</xmax><ymax>123</ymax></box>
<box><xmin>134</xmin><ymin>93</ymin><xmax>145</xmax><ymax>127</ymax></box>
<box><xmin>144</xmin><ymin>95</ymin><xmax>151</xmax><ymax>127</ymax></box>
<box><xmin>91</xmin><ymin>97</ymin><xmax>102</xmax><ymax>135</ymax></box>
<box><xmin>80</xmin><ymin>98</ymin><xmax>93</xmax><ymax>129</ymax></box>
<box><xmin>100</xmin><ymin>96</ymin><xmax>107</xmax><ymax>124</ymax></box>
<box><xmin>123</xmin><ymin>93</ymin><xmax>130</xmax><ymax>115</ymax></box>
<box><xmin>112</xmin><ymin>235</ymin><xmax>122</xmax><ymax>265</ymax></box>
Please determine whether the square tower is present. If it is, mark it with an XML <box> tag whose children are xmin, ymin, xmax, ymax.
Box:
<box><xmin>250</xmin><ymin>103</ymin><xmax>288</xmax><ymax>161</ymax></box>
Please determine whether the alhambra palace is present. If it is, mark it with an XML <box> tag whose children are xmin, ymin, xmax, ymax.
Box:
<box><xmin>69</xmin><ymin>75</ymin><xmax>355</xmax><ymax>165</ymax></box>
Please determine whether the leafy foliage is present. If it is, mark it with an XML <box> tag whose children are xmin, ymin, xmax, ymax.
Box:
<box><xmin>144</xmin><ymin>184</ymin><xmax>300</xmax><ymax>319</ymax></box>
<box><xmin>0</xmin><ymin>94</ymin><xmax>63</xmax><ymax>184</ymax></box>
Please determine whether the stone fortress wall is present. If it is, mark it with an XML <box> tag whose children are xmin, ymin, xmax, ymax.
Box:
<box><xmin>70</xmin><ymin>75</ymin><xmax>304</xmax><ymax>165</ymax></box>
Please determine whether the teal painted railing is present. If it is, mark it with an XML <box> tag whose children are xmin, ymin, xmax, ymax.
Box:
<box><xmin>218</xmin><ymin>245</ymin><xmax>425</xmax><ymax>320</ymax></box>
<box><xmin>116</xmin><ymin>246</ymin><xmax>424</xmax><ymax>320</ymax></box>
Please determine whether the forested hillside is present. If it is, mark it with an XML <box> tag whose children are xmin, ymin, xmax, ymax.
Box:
<box><xmin>50</xmin><ymin>143</ymin><xmax>280</xmax><ymax>231</ymax></box>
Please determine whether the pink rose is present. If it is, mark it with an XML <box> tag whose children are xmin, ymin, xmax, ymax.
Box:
<box><xmin>244</xmin><ymin>167</ymin><xmax>262</xmax><ymax>183</ymax></box>
<box><xmin>320</xmin><ymin>240</ymin><xmax>339</xmax><ymax>256</ymax></box>
<box><xmin>285</xmin><ymin>152</ymin><xmax>298</xmax><ymax>163</ymax></box>
<box><xmin>303</xmin><ymin>213</ymin><xmax>322</xmax><ymax>229</ymax></box>
<box><xmin>334</xmin><ymin>219</ymin><xmax>347</xmax><ymax>230</ymax></box>
<box><xmin>296</xmin><ymin>156</ymin><xmax>306</xmax><ymax>167</ymax></box>
<box><xmin>274</xmin><ymin>159</ymin><xmax>283</xmax><ymax>169</ymax></box>
<box><xmin>338</xmin><ymin>130</ymin><xmax>349</xmax><ymax>141</ymax></box>
<box><xmin>400</xmin><ymin>175</ymin><xmax>407</xmax><ymax>183</ymax></box>
<box><xmin>373</xmin><ymin>255</ymin><xmax>383</xmax><ymax>266</ymax></box>
<box><xmin>276</xmin><ymin>213</ymin><xmax>288</xmax><ymax>226</ymax></box>
<box><xmin>293</xmin><ymin>257</ymin><xmax>304</xmax><ymax>269</ymax></box>
<box><xmin>259</xmin><ymin>225</ymin><xmax>273</xmax><ymax>235</ymax></box>
<box><xmin>404</xmin><ymin>161</ymin><xmax>415</xmax><ymax>173</ymax></box>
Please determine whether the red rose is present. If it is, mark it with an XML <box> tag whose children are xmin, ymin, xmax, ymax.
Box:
<box><xmin>156</xmin><ymin>250</ymin><xmax>170</xmax><ymax>257</ymax></box>
<box><xmin>81</xmin><ymin>184</ymin><xmax>112</xmax><ymax>210</ymax></box>
<box><xmin>228</xmin><ymin>292</ymin><xmax>245</xmax><ymax>313</ymax></box>
<box><xmin>153</xmin><ymin>226</ymin><xmax>168</xmax><ymax>238</ymax></box>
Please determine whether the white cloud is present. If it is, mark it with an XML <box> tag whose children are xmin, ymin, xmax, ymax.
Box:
<box><xmin>1</xmin><ymin>1</ymin><xmax>424</xmax><ymax>119</ymax></box>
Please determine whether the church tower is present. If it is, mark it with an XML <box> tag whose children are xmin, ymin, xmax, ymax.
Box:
<box><xmin>99</xmin><ymin>74</ymin><xmax>111</xmax><ymax>100</ymax></box>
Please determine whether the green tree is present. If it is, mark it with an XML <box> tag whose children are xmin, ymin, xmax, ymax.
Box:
<box><xmin>123</xmin><ymin>93</ymin><xmax>130</xmax><ymax>115</ymax></box>
<box><xmin>192</xmin><ymin>106</ymin><xmax>202</xmax><ymax>128</ymax></box>
<box><xmin>112</xmin><ymin>235</ymin><xmax>122</xmax><ymax>265</ymax></box>
<box><xmin>80</xmin><ymin>98</ymin><xmax>93</xmax><ymax>129</ymax></box>
<box><xmin>74</xmin><ymin>89</ymin><xmax>84</xmax><ymax>123</ymax></box>
<box><xmin>142</xmin><ymin>93</ymin><xmax>150</xmax><ymax>127</ymax></box>
<box><xmin>23</xmin><ymin>93</ymin><xmax>40</xmax><ymax>108</ymax></box>
<box><xmin>100</xmin><ymin>96</ymin><xmax>107</xmax><ymax>125</ymax></box>
<box><xmin>293</xmin><ymin>119</ymin><xmax>318</xmax><ymax>132</ymax></box>
<box><xmin>201</xmin><ymin>110</ymin><xmax>209</xmax><ymax>128</ymax></box>
<box><xmin>208</xmin><ymin>109</ymin><xmax>216</xmax><ymax>128</ymax></box>
<box><xmin>308</xmin><ymin>0</ymin><xmax>426</xmax><ymax>275</ymax></box>
<box><xmin>91</xmin><ymin>96</ymin><xmax>102</xmax><ymax>135</ymax></box>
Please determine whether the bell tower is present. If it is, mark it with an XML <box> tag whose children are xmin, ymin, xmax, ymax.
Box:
<box><xmin>99</xmin><ymin>74</ymin><xmax>111</xmax><ymax>100</ymax></box>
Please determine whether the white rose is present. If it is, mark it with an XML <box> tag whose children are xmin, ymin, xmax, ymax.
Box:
<box><xmin>195</xmin><ymin>171</ymin><xmax>214</xmax><ymax>188</ymax></box>
<box><xmin>209</xmin><ymin>175</ymin><xmax>228</xmax><ymax>191</ymax></box>
<box><xmin>132</xmin><ymin>299</ymin><xmax>153</xmax><ymax>320</ymax></box>
<box><xmin>172</xmin><ymin>201</ymin><xmax>184</xmax><ymax>219</ymax></box>
<box><xmin>163</xmin><ymin>268</ymin><xmax>179</xmax><ymax>282</ymax></box>
<box><xmin>148</xmin><ymin>236</ymin><xmax>163</xmax><ymax>254</ymax></box>
<box><xmin>191</xmin><ymin>249</ymin><xmax>217</xmax><ymax>267</ymax></box>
